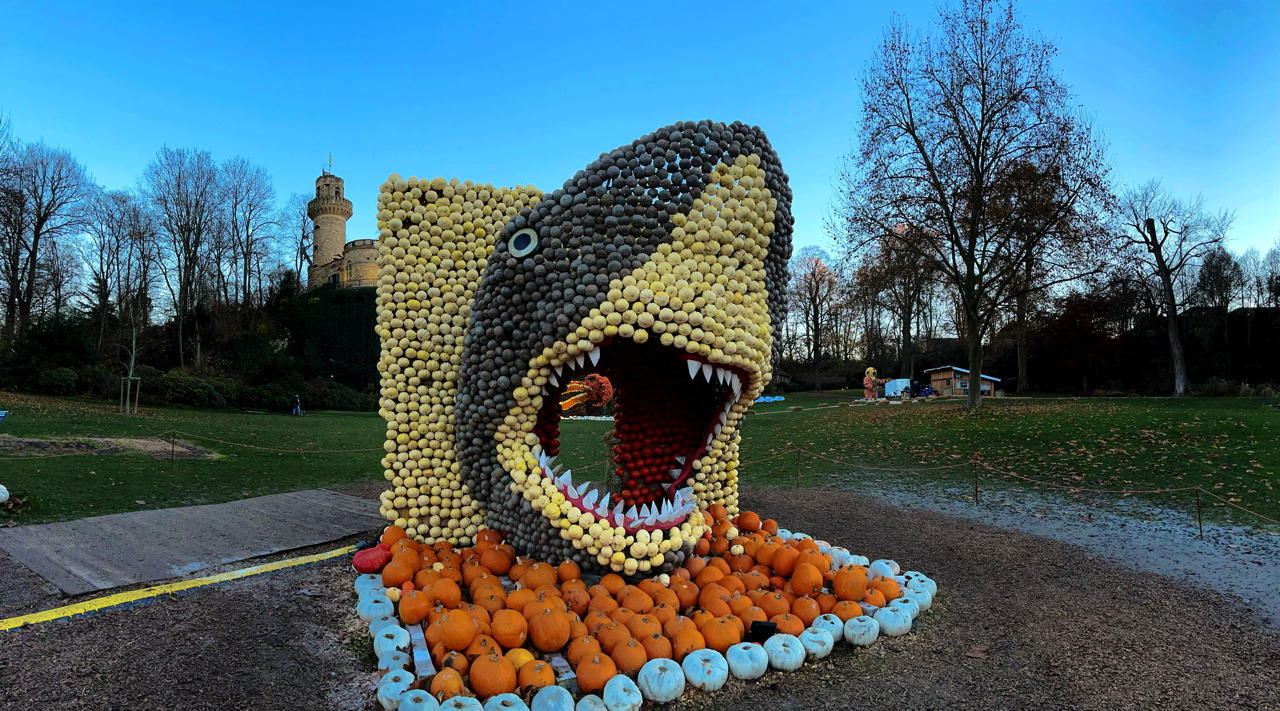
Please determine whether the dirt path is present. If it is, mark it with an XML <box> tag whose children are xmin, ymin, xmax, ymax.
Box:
<box><xmin>2</xmin><ymin>488</ymin><xmax>1278</xmax><ymax>710</ymax></box>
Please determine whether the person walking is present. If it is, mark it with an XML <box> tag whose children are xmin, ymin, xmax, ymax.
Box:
<box><xmin>291</xmin><ymin>394</ymin><xmax>302</xmax><ymax>416</ymax></box>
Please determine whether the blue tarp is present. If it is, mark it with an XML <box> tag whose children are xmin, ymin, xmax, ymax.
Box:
<box><xmin>885</xmin><ymin>379</ymin><xmax>911</xmax><ymax>397</ymax></box>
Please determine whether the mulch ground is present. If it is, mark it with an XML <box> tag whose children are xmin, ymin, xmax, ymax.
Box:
<box><xmin>2</xmin><ymin>487</ymin><xmax>1278</xmax><ymax>710</ymax></box>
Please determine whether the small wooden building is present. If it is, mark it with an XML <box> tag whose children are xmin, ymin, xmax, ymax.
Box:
<box><xmin>923</xmin><ymin>365</ymin><xmax>1000</xmax><ymax>396</ymax></box>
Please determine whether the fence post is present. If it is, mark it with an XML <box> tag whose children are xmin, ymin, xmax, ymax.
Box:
<box><xmin>170</xmin><ymin>432</ymin><xmax>176</xmax><ymax>467</ymax></box>
<box><xmin>1194</xmin><ymin>488</ymin><xmax>1204</xmax><ymax>539</ymax></box>
<box><xmin>972</xmin><ymin>466</ymin><xmax>980</xmax><ymax>505</ymax></box>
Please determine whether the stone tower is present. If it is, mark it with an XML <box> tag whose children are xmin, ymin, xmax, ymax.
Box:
<box><xmin>307</xmin><ymin>171</ymin><xmax>353</xmax><ymax>287</ymax></box>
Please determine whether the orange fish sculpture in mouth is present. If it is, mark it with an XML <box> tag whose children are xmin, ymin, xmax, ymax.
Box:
<box><xmin>375</xmin><ymin>120</ymin><xmax>792</xmax><ymax>575</ymax></box>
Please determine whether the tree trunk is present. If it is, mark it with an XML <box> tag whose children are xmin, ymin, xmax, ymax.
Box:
<box><xmin>965</xmin><ymin>310</ymin><xmax>984</xmax><ymax>408</ymax></box>
<box><xmin>899</xmin><ymin>301</ymin><xmax>914</xmax><ymax>378</ymax></box>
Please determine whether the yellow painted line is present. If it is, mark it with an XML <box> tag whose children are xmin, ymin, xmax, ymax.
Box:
<box><xmin>1</xmin><ymin>544</ymin><xmax>355</xmax><ymax>631</ymax></box>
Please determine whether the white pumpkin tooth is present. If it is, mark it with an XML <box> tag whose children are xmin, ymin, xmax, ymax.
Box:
<box><xmin>713</xmin><ymin>424</ymin><xmax>722</xmax><ymax>437</ymax></box>
<box><xmin>557</xmin><ymin>471</ymin><xmax>571</xmax><ymax>487</ymax></box>
<box><xmin>668</xmin><ymin>469</ymin><xmax>681</xmax><ymax>479</ymax></box>
<box><xmin>686</xmin><ymin>360</ymin><xmax>700</xmax><ymax>379</ymax></box>
<box><xmin>575</xmin><ymin>353</ymin><xmax>585</xmax><ymax>368</ymax></box>
<box><xmin>549</xmin><ymin>373</ymin><xmax>558</xmax><ymax>387</ymax></box>
<box><xmin>583</xmin><ymin>489</ymin><xmax>599</xmax><ymax>508</ymax></box>
<box><xmin>597</xmin><ymin>493</ymin><xmax>610</xmax><ymax>513</ymax></box>
<box><xmin>675</xmin><ymin>455</ymin><xmax>686</xmax><ymax>465</ymax></box>
<box><xmin>701</xmin><ymin>362</ymin><xmax>713</xmax><ymax>381</ymax></box>
<box><xmin>626</xmin><ymin>505</ymin><xmax>638</xmax><ymax>520</ymax></box>
<box><xmin>588</xmin><ymin>348</ymin><xmax>600</xmax><ymax>366</ymax></box>
<box><xmin>554</xmin><ymin>363</ymin><xmax>563</xmax><ymax>376</ymax></box>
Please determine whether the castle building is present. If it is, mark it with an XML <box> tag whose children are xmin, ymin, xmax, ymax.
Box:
<box><xmin>306</xmin><ymin>171</ymin><xmax>378</xmax><ymax>289</ymax></box>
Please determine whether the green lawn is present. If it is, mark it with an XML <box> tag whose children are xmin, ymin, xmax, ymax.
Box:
<box><xmin>3</xmin><ymin>391</ymin><xmax>1277</xmax><ymax>528</ymax></box>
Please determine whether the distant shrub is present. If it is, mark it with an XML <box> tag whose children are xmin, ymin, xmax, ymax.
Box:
<box><xmin>35</xmin><ymin>367</ymin><xmax>78</xmax><ymax>395</ymax></box>
<box><xmin>76</xmin><ymin>363</ymin><xmax>117</xmax><ymax>397</ymax></box>
<box><xmin>1193</xmin><ymin>377</ymin><xmax>1236</xmax><ymax>397</ymax></box>
<box><xmin>158</xmin><ymin>369</ymin><xmax>227</xmax><ymax>409</ymax></box>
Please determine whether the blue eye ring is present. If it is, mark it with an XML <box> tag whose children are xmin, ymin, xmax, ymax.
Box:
<box><xmin>509</xmin><ymin>228</ymin><xmax>538</xmax><ymax>257</ymax></box>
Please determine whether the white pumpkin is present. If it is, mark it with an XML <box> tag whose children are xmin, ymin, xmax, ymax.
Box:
<box><xmin>763</xmin><ymin>634</ymin><xmax>805</xmax><ymax>671</ymax></box>
<box><xmin>484</xmin><ymin>693</ymin><xmax>530</xmax><ymax>711</ymax></box>
<box><xmin>603</xmin><ymin>674</ymin><xmax>643</xmax><ymax>711</ymax></box>
<box><xmin>868</xmin><ymin>559</ymin><xmax>899</xmax><ymax>579</ymax></box>
<box><xmin>810</xmin><ymin>614</ymin><xmax>844</xmax><ymax>641</ymax></box>
<box><xmin>356</xmin><ymin>573</ymin><xmax>384</xmax><ymax>594</ymax></box>
<box><xmin>399</xmin><ymin>689</ymin><xmax>441</xmax><ymax>710</ymax></box>
<box><xmin>378</xmin><ymin>650</ymin><xmax>411</xmax><ymax>672</ymax></box>
<box><xmin>816</xmin><ymin>540</ymin><xmax>832</xmax><ymax>555</ymax></box>
<box><xmin>904</xmin><ymin>587</ymin><xmax>933</xmax><ymax>612</ymax></box>
<box><xmin>776</xmin><ymin>528</ymin><xmax>793</xmax><ymax>539</ymax></box>
<box><xmin>442</xmin><ymin>698</ymin><xmax>484</xmax><ymax>711</ymax></box>
<box><xmin>377</xmin><ymin>669</ymin><xmax>414</xmax><ymax>710</ymax></box>
<box><xmin>791</xmin><ymin>532</ymin><xmax>812</xmax><ymax>541</ymax></box>
<box><xmin>726</xmin><ymin>642</ymin><xmax>769</xmax><ymax>680</ymax></box>
<box><xmin>531</xmin><ymin>685</ymin><xmax>576</xmax><ymax>711</ymax></box>
<box><xmin>681</xmin><ymin>649</ymin><xmax>728</xmax><ymax>692</ymax></box>
<box><xmin>828</xmin><ymin>548</ymin><xmax>849</xmax><ymax>568</ymax></box>
<box><xmin>874</xmin><ymin>605</ymin><xmax>913</xmax><ymax>636</ymax></box>
<box><xmin>846</xmin><ymin>553</ymin><xmax>871</xmax><ymax>567</ymax></box>
<box><xmin>637</xmin><ymin>658</ymin><xmax>685</xmax><ymax>703</ymax></box>
<box><xmin>843</xmin><ymin>616</ymin><xmax>879</xmax><ymax>647</ymax></box>
<box><xmin>373</xmin><ymin>625</ymin><xmax>411</xmax><ymax>658</ymax></box>
<box><xmin>357</xmin><ymin>596</ymin><xmax>395</xmax><ymax>622</ymax></box>
<box><xmin>574</xmin><ymin>695</ymin><xmax>608</xmax><ymax>711</ymax></box>
<box><xmin>369</xmin><ymin>615</ymin><xmax>399</xmax><ymax>636</ymax></box>
<box><xmin>903</xmin><ymin>571</ymin><xmax>938</xmax><ymax>596</ymax></box>
<box><xmin>799</xmin><ymin>628</ymin><xmax>834</xmax><ymax>660</ymax></box>
<box><xmin>891</xmin><ymin>596</ymin><xmax>921</xmax><ymax>620</ymax></box>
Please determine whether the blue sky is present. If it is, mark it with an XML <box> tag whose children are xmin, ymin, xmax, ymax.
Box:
<box><xmin>2</xmin><ymin>1</ymin><xmax>1277</xmax><ymax>257</ymax></box>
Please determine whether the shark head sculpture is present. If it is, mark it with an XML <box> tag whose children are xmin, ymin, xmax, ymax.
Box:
<box><xmin>375</xmin><ymin>120</ymin><xmax>792</xmax><ymax>575</ymax></box>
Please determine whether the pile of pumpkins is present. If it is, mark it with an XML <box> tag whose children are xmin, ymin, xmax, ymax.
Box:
<box><xmin>355</xmin><ymin>505</ymin><xmax>937</xmax><ymax>711</ymax></box>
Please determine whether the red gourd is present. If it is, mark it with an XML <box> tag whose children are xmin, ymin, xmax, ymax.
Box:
<box><xmin>353</xmin><ymin>543</ymin><xmax>392</xmax><ymax>573</ymax></box>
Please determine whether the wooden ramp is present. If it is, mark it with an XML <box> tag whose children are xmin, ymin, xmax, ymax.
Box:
<box><xmin>0</xmin><ymin>490</ymin><xmax>382</xmax><ymax>595</ymax></box>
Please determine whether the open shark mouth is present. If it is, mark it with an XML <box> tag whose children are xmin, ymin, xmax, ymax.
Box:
<box><xmin>529</xmin><ymin>338</ymin><xmax>750</xmax><ymax>533</ymax></box>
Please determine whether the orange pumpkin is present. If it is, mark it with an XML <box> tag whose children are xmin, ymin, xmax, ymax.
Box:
<box><xmin>862</xmin><ymin>587</ymin><xmax>887</xmax><ymax>608</ymax></box>
<box><xmin>576</xmin><ymin>653</ymin><xmax>618</xmax><ymax>694</ymax></box>
<box><xmin>505</xmin><ymin>588</ymin><xmax>535</xmax><ymax>614</ymax></box>
<box><xmin>567</xmin><ymin>635</ymin><xmax>603</xmax><ymax>666</ymax></box>
<box><xmin>429</xmin><ymin>668</ymin><xmax>464</xmax><ymax>701</ymax></box>
<box><xmin>470</xmin><ymin>652</ymin><xmax>517</xmax><ymax>699</ymax></box>
<box><xmin>600</xmin><ymin>573</ymin><xmax>626</xmax><ymax>595</ymax></box>
<box><xmin>429</xmin><ymin>578</ymin><xmax>462</xmax><ymax>608</ymax></box>
<box><xmin>439</xmin><ymin>609</ymin><xmax>477</xmax><ymax>651</ymax></box>
<box><xmin>701</xmin><ymin>615</ymin><xmax>743</xmax><ymax>652</ymax></box>
<box><xmin>611</xmin><ymin>637</ymin><xmax>648</xmax><ymax>675</ymax></box>
<box><xmin>557</xmin><ymin>560</ymin><xmax>582</xmax><ymax>582</ymax></box>
<box><xmin>770</xmin><ymin>546</ymin><xmax>800</xmax><ymax>577</ymax></box>
<box><xmin>479</xmin><ymin>547</ymin><xmax>513</xmax><ymax>575</ymax></box>
<box><xmin>770</xmin><ymin>613</ymin><xmax>805</xmax><ymax>636</ymax></box>
<box><xmin>439</xmin><ymin>650</ymin><xmax>469</xmax><ymax>675</ymax></box>
<box><xmin>626</xmin><ymin>614</ymin><xmax>662</xmax><ymax>639</ymax></box>
<box><xmin>639</xmin><ymin>632</ymin><xmax>673</xmax><ymax>660</ymax></box>
<box><xmin>672</xmin><ymin>628</ymin><xmax>706</xmax><ymax>661</ymax></box>
<box><xmin>669</xmin><ymin>578</ymin><xmax>700</xmax><ymax>610</ymax></box>
<box><xmin>663</xmin><ymin>615</ymin><xmax>696</xmax><ymax>639</ymax></box>
<box><xmin>831</xmin><ymin>600</ymin><xmax>863</xmax><ymax>621</ymax></box>
<box><xmin>756</xmin><ymin>591</ymin><xmax>790</xmax><ymax>618</ymax></box>
<box><xmin>381</xmin><ymin>525</ymin><xmax>407</xmax><ymax>545</ymax></box>
<box><xmin>834</xmin><ymin>566</ymin><xmax>869</xmax><ymax>601</ymax></box>
<box><xmin>869</xmin><ymin>575</ymin><xmax>902</xmax><ymax>602</ymax></box>
<box><xmin>791</xmin><ymin>597</ymin><xmax>821</xmax><ymax>625</ymax></box>
<box><xmin>596</xmin><ymin>620</ymin><xmax>632</xmax><ymax>652</ymax></box>
<box><xmin>528</xmin><ymin>608</ymin><xmax>571</xmax><ymax>653</ymax></box>
<box><xmin>790</xmin><ymin>562</ymin><xmax>823</xmax><ymax>598</ymax></box>
<box><xmin>381</xmin><ymin>559</ymin><xmax>414</xmax><ymax>588</ymax></box>
<box><xmin>617</xmin><ymin>586</ymin><xmax>654</xmax><ymax>613</ymax></box>
<box><xmin>491</xmin><ymin>609</ymin><xmax>527</xmax><ymax>649</ymax></box>
<box><xmin>518</xmin><ymin>659</ymin><xmax>556</xmax><ymax>690</ymax></box>
<box><xmin>399</xmin><ymin>588</ymin><xmax>431</xmax><ymax>625</ymax></box>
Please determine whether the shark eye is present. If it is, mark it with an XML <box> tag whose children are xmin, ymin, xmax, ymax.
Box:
<box><xmin>508</xmin><ymin>228</ymin><xmax>539</xmax><ymax>257</ymax></box>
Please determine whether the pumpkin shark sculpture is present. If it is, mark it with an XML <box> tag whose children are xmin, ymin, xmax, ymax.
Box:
<box><xmin>374</xmin><ymin>120</ymin><xmax>792</xmax><ymax>575</ymax></box>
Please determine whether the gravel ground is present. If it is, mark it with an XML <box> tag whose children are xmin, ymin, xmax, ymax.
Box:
<box><xmin>2</xmin><ymin>486</ymin><xmax>1278</xmax><ymax>710</ymax></box>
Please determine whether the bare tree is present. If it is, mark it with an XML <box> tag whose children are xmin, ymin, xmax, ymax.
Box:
<box><xmin>1118</xmin><ymin>181</ymin><xmax>1232</xmax><ymax>395</ymax></box>
<box><xmin>790</xmin><ymin>252</ymin><xmax>841</xmax><ymax>391</ymax></box>
<box><xmin>0</xmin><ymin>142</ymin><xmax>91</xmax><ymax>346</ymax></box>
<box><xmin>280</xmin><ymin>192</ymin><xmax>313</xmax><ymax>289</ymax></box>
<box><xmin>834</xmin><ymin>0</ymin><xmax>1110</xmax><ymax>406</ymax></box>
<box><xmin>851</xmin><ymin>227</ymin><xmax>937</xmax><ymax>377</ymax></box>
<box><xmin>1265</xmin><ymin>241</ymin><xmax>1280</xmax><ymax>307</ymax></box>
<box><xmin>220</xmin><ymin>157</ymin><xmax>277</xmax><ymax>307</ymax></box>
<box><xmin>141</xmin><ymin>147</ymin><xmax>220</xmax><ymax>367</ymax></box>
